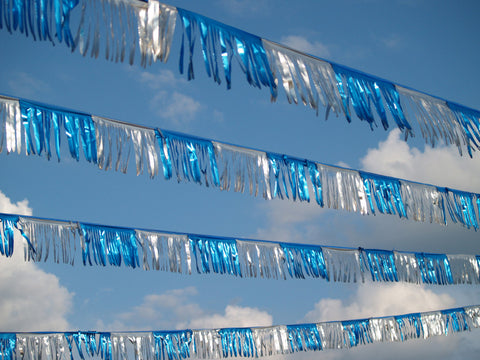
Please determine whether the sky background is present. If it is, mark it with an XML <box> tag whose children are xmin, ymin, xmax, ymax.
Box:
<box><xmin>1</xmin><ymin>0</ymin><xmax>480</xmax><ymax>359</ymax></box>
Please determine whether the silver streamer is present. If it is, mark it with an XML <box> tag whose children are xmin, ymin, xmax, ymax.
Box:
<box><xmin>94</xmin><ymin>116</ymin><xmax>159</xmax><ymax>176</ymax></box>
<box><xmin>135</xmin><ymin>230</ymin><xmax>191</xmax><ymax>274</ymax></box>
<box><xmin>394</xmin><ymin>252</ymin><xmax>422</xmax><ymax>284</ymax></box>
<box><xmin>397</xmin><ymin>86</ymin><xmax>465</xmax><ymax>154</ymax></box>
<box><xmin>193</xmin><ymin>330</ymin><xmax>223</xmax><ymax>359</ymax></box>
<box><xmin>236</xmin><ymin>240</ymin><xmax>286</xmax><ymax>279</ymax></box>
<box><xmin>369</xmin><ymin>317</ymin><xmax>401</xmax><ymax>343</ymax></box>
<box><xmin>0</xmin><ymin>96</ymin><xmax>22</xmax><ymax>155</ymax></box>
<box><xmin>137</xmin><ymin>1</ymin><xmax>177</xmax><ymax>67</ymax></box>
<box><xmin>212</xmin><ymin>142</ymin><xmax>271</xmax><ymax>200</ymax></box>
<box><xmin>111</xmin><ymin>333</ymin><xmax>155</xmax><ymax>360</ymax></box>
<box><xmin>318</xmin><ymin>164</ymin><xmax>369</xmax><ymax>214</ymax></box>
<box><xmin>262</xmin><ymin>40</ymin><xmax>344</xmax><ymax>118</ymax></box>
<box><xmin>400</xmin><ymin>180</ymin><xmax>445</xmax><ymax>224</ymax></box>
<box><xmin>316</xmin><ymin>322</ymin><xmax>344</xmax><ymax>350</ymax></box>
<box><xmin>16</xmin><ymin>333</ymin><xmax>70</xmax><ymax>360</ymax></box>
<box><xmin>251</xmin><ymin>326</ymin><xmax>289</xmax><ymax>357</ymax></box>
<box><xmin>447</xmin><ymin>254</ymin><xmax>480</xmax><ymax>284</ymax></box>
<box><xmin>322</xmin><ymin>247</ymin><xmax>364</xmax><ymax>283</ymax></box>
<box><xmin>18</xmin><ymin>217</ymin><xmax>78</xmax><ymax>265</ymax></box>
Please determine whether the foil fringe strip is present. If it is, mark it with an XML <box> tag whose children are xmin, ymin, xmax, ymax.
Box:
<box><xmin>3</xmin><ymin>305</ymin><xmax>480</xmax><ymax>359</ymax></box>
<box><xmin>3</xmin><ymin>212</ymin><xmax>480</xmax><ymax>286</ymax></box>
<box><xmin>1</xmin><ymin>95</ymin><xmax>479</xmax><ymax>230</ymax></box>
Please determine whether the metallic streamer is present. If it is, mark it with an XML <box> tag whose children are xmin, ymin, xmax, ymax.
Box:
<box><xmin>0</xmin><ymin>334</ymin><xmax>15</xmax><ymax>360</ymax></box>
<box><xmin>0</xmin><ymin>96</ymin><xmax>22</xmax><ymax>154</ymax></box>
<box><xmin>267</xmin><ymin>154</ymin><xmax>310</xmax><ymax>202</ymax></box>
<box><xmin>415</xmin><ymin>252</ymin><xmax>453</xmax><ymax>285</ymax></box>
<box><xmin>111</xmin><ymin>333</ymin><xmax>157</xmax><ymax>360</ymax></box>
<box><xmin>212</xmin><ymin>142</ymin><xmax>270</xmax><ymax>200</ymax></box>
<box><xmin>235</xmin><ymin>240</ymin><xmax>285</xmax><ymax>280</ymax></box>
<box><xmin>192</xmin><ymin>330</ymin><xmax>222</xmax><ymax>360</ymax></box>
<box><xmin>369</xmin><ymin>317</ymin><xmax>400</xmax><ymax>343</ymax></box>
<box><xmin>447</xmin><ymin>254</ymin><xmax>480</xmax><ymax>284</ymax></box>
<box><xmin>361</xmin><ymin>249</ymin><xmax>398</xmax><ymax>282</ymax></box>
<box><xmin>218</xmin><ymin>328</ymin><xmax>256</xmax><ymax>358</ymax></box>
<box><xmin>0</xmin><ymin>214</ymin><xmax>18</xmax><ymax>257</ymax></box>
<box><xmin>79</xmin><ymin>223</ymin><xmax>139</xmax><ymax>268</ymax></box>
<box><xmin>153</xmin><ymin>331</ymin><xmax>192</xmax><ymax>360</ymax></box>
<box><xmin>177</xmin><ymin>8</ymin><xmax>276</xmax><ymax>96</ymax></box>
<box><xmin>440</xmin><ymin>187</ymin><xmax>479</xmax><ymax>230</ymax></box>
<box><xmin>251</xmin><ymin>326</ymin><xmax>289</xmax><ymax>357</ymax></box>
<box><xmin>322</xmin><ymin>247</ymin><xmax>364</xmax><ymax>283</ymax></box>
<box><xmin>16</xmin><ymin>333</ymin><xmax>70</xmax><ymax>360</ymax></box>
<box><xmin>447</xmin><ymin>102</ymin><xmax>480</xmax><ymax>157</ymax></box>
<box><xmin>18</xmin><ymin>217</ymin><xmax>77</xmax><ymax>265</ymax></box>
<box><xmin>189</xmin><ymin>236</ymin><xmax>241</xmax><ymax>276</ymax></box>
<box><xmin>394</xmin><ymin>252</ymin><xmax>422</xmax><ymax>284</ymax></box>
<box><xmin>395</xmin><ymin>313</ymin><xmax>423</xmax><ymax>341</ymax></box>
<box><xmin>341</xmin><ymin>319</ymin><xmax>372</xmax><ymax>348</ymax></box>
<box><xmin>316</xmin><ymin>322</ymin><xmax>344</xmax><ymax>350</ymax></box>
<box><xmin>360</xmin><ymin>173</ymin><xmax>406</xmax><ymax>217</ymax></box>
<box><xmin>135</xmin><ymin>230</ymin><xmax>191</xmax><ymax>274</ymax></box>
<box><xmin>262</xmin><ymin>40</ymin><xmax>343</xmax><ymax>118</ymax></box>
<box><xmin>281</xmin><ymin>243</ymin><xmax>327</xmax><ymax>280</ymax></box>
<box><xmin>137</xmin><ymin>0</ymin><xmax>177</xmax><ymax>67</ymax></box>
<box><xmin>157</xmin><ymin>131</ymin><xmax>219</xmax><ymax>187</ymax></box>
<box><xmin>399</xmin><ymin>180</ymin><xmax>446</xmax><ymax>224</ymax></box>
<box><xmin>317</xmin><ymin>164</ymin><xmax>369</xmax><ymax>214</ymax></box>
<box><xmin>286</xmin><ymin>324</ymin><xmax>322</xmax><ymax>352</ymax></box>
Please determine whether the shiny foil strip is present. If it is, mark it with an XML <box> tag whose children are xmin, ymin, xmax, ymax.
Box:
<box><xmin>399</xmin><ymin>180</ymin><xmax>446</xmax><ymax>224</ymax></box>
<box><xmin>251</xmin><ymin>326</ymin><xmax>289</xmax><ymax>357</ymax></box>
<box><xmin>322</xmin><ymin>247</ymin><xmax>364</xmax><ymax>283</ymax></box>
<box><xmin>447</xmin><ymin>254</ymin><xmax>480</xmax><ymax>284</ymax></box>
<box><xmin>267</xmin><ymin>154</ymin><xmax>310</xmax><ymax>202</ymax></box>
<box><xmin>0</xmin><ymin>96</ymin><xmax>22</xmax><ymax>154</ymax></box>
<box><xmin>18</xmin><ymin>217</ymin><xmax>78</xmax><ymax>265</ymax></box>
<box><xmin>17</xmin><ymin>333</ymin><xmax>70</xmax><ymax>360</ymax></box>
<box><xmin>235</xmin><ymin>240</ymin><xmax>285</xmax><ymax>280</ymax></box>
<box><xmin>316</xmin><ymin>322</ymin><xmax>344</xmax><ymax>350</ymax></box>
<box><xmin>135</xmin><ymin>230</ymin><xmax>192</xmax><ymax>274</ymax></box>
<box><xmin>369</xmin><ymin>317</ymin><xmax>400</xmax><ymax>343</ymax></box>
<box><xmin>212</xmin><ymin>142</ymin><xmax>271</xmax><ymax>200</ymax></box>
<box><xmin>189</xmin><ymin>236</ymin><xmax>241</xmax><ymax>276</ymax></box>
<box><xmin>193</xmin><ymin>330</ymin><xmax>222</xmax><ymax>359</ymax></box>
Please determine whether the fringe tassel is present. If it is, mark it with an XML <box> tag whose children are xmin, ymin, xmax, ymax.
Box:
<box><xmin>399</xmin><ymin>180</ymin><xmax>446</xmax><ymax>224</ymax></box>
<box><xmin>360</xmin><ymin>173</ymin><xmax>406</xmax><ymax>217</ymax></box>
<box><xmin>212</xmin><ymin>142</ymin><xmax>270</xmax><ymax>199</ymax></box>
<box><xmin>440</xmin><ymin>187</ymin><xmax>479</xmax><ymax>230</ymax></box>
<box><xmin>281</xmin><ymin>243</ymin><xmax>327</xmax><ymax>280</ymax></box>
<box><xmin>189</xmin><ymin>236</ymin><xmax>241</xmax><ymax>276</ymax></box>
<box><xmin>5</xmin><ymin>305</ymin><xmax>480</xmax><ymax>359</ymax></box>
<box><xmin>447</xmin><ymin>102</ymin><xmax>480</xmax><ymax>157</ymax></box>
<box><xmin>79</xmin><ymin>223</ymin><xmax>139</xmax><ymax>268</ymax></box>
<box><xmin>0</xmin><ymin>0</ymin><xmax>77</xmax><ymax>46</ymax></box>
<box><xmin>415</xmin><ymin>253</ymin><xmax>453</xmax><ymax>285</ymax></box>
<box><xmin>235</xmin><ymin>240</ymin><xmax>285</xmax><ymax>280</ymax></box>
<box><xmin>262</xmin><ymin>40</ymin><xmax>343</xmax><ymax>118</ymax></box>
<box><xmin>322</xmin><ymin>247</ymin><xmax>364</xmax><ymax>283</ymax></box>
<box><xmin>448</xmin><ymin>254</ymin><xmax>480</xmax><ymax>284</ymax></box>
<box><xmin>176</xmin><ymin>8</ymin><xmax>276</xmax><ymax>96</ymax></box>
<box><xmin>394</xmin><ymin>252</ymin><xmax>422</xmax><ymax>284</ymax></box>
<box><xmin>136</xmin><ymin>230</ymin><xmax>192</xmax><ymax>274</ymax></box>
<box><xmin>157</xmin><ymin>131</ymin><xmax>219</xmax><ymax>187</ymax></box>
<box><xmin>0</xmin><ymin>96</ymin><xmax>22</xmax><ymax>154</ymax></box>
<box><xmin>18</xmin><ymin>217</ymin><xmax>77</xmax><ymax>265</ymax></box>
<box><xmin>361</xmin><ymin>249</ymin><xmax>398</xmax><ymax>282</ymax></box>
<box><xmin>0</xmin><ymin>214</ymin><xmax>18</xmax><ymax>257</ymax></box>
<box><xmin>267</xmin><ymin>154</ymin><xmax>310</xmax><ymax>202</ymax></box>
<box><xmin>94</xmin><ymin>116</ymin><xmax>159</xmax><ymax>177</ymax></box>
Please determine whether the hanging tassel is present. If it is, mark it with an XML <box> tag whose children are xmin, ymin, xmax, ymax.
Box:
<box><xmin>212</xmin><ymin>141</ymin><xmax>270</xmax><ymax>199</ymax></box>
<box><xmin>111</xmin><ymin>333</ymin><xmax>157</xmax><ymax>360</ymax></box>
<box><xmin>369</xmin><ymin>317</ymin><xmax>401</xmax><ymax>343</ymax></box>
<box><xmin>360</xmin><ymin>172</ymin><xmax>406</xmax><ymax>217</ymax></box>
<box><xmin>399</xmin><ymin>180</ymin><xmax>446</xmax><ymax>225</ymax></box>
<box><xmin>0</xmin><ymin>214</ymin><xmax>18</xmax><ymax>257</ymax></box>
<box><xmin>447</xmin><ymin>254</ymin><xmax>480</xmax><ymax>284</ymax></box>
<box><xmin>192</xmin><ymin>330</ymin><xmax>222</xmax><ymax>359</ymax></box>
<box><xmin>136</xmin><ymin>230</ymin><xmax>192</xmax><ymax>274</ymax></box>
<box><xmin>218</xmin><ymin>328</ymin><xmax>256</xmax><ymax>358</ymax></box>
<box><xmin>235</xmin><ymin>240</ymin><xmax>286</xmax><ymax>280</ymax></box>
<box><xmin>286</xmin><ymin>324</ymin><xmax>322</xmax><ymax>352</ymax></box>
<box><xmin>137</xmin><ymin>1</ymin><xmax>177</xmax><ymax>67</ymax></box>
<box><xmin>440</xmin><ymin>187</ymin><xmax>479</xmax><ymax>230</ymax></box>
<box><xmin>321</xmin><ymin>247</ymin><xmax>364</xmax><ymax>283</ymax></box>
<box><xmin>176</xmin><ymin>8</ymin><xmax>276</xmax><ymax>96</ymax></box>
<box><xmin>66</xmin><ymin>332</ymin><xmax>111</xmax><ymax>360</ymax></box>
<box><xmin>16</xmin><ymin>333</ymin><xmax>70</xmax><ymax>360</ymax></box>
<box><xmin>267</xmin><ymin>154</ymin><xmax>310</xmax><ymax>202</ymax></box>
<box><xmin>281</xmin><ymin>243</ymin><xmax>327</xmax><ymax>280</ymax></box>
<box><xmin>415</xmin><ymin>252</ymin><xmax>453</xmax><ymax>285</ymax></box>
<box><xmin>189</xmin><ymin>236</ymin><xmax>241</xmax><ymax>276</ymax></box>
<box><xmin>447</xmin><ymin>102</ymin><xmax>480</xmax><ymax>157</ymax></box>
<box><xmin>0</xmin><ymin>96</ymin><xmax>22</xmax><ymax>154</ymax></box>
<box><xmin>394</xmin><ymin>252</ymin><xmax>422</xmax><ymax>284</ymax></box>
<box><xmin>79</xmin><ymin>223</ymin><xmax>139</xmax><ymax>268</ymax></box>
<box><xmin>157</xmin><ymin>130</ymin><xmax>219</xmax><ymax>187</ymax></box>
<box><xmin>361</xmin><ymin>249</ymin><xmax>398</xmax><ymax>282</ymax></box>
<box><xmin>0</xmin><ymin>334</ymin><xmax>15</xmax><ymax>360</ymax></box>
<box><xmin>341</xmin><ymin>319</ymin><xmax>372</xmax><ymax>348</ymax></box>
<box><xmin>18</xmin><ymin>217</ymin><xmax>77</xmax><ymax>265</ymax></box>
<box><xmin>316</xmin><ymin>322</ymin><xmax>344</xmax><ymax>350</ymax></box>
<box><xmin>251</xmin><ymin>326</ymin><xmax>289</xmax><ymax>357</ymax></box>
<box><xmin>153</xmin><ymin>331</ymin><xmax>193</xmax><ymax>360</ymax></box>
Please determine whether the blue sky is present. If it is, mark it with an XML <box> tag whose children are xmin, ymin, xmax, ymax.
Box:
<box><xmin>1</xmin><ymin>0</ymin><xmax>480</xmax><ymax>359</ymax></box>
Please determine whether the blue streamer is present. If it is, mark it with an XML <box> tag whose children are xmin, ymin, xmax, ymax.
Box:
<box><xmin>0</xmin><ymin>334</ymin><xmax>15</xmax><ymax>360</ymax></box>
<box><xmin>395</xmin><ymin>313</ymin><xmax>422</xmax><ymax>341</ymax></box>
<box><xmin>287</xmin><ymin>324</ymin><xmax>322</xmax><ymax>352</ymax></box>
<box><xmin>441</xmin><ymin>187</ymin><xmax>479</xmax><ymax>230</ymax></box>
<box><xmin>154</xmin><ymin>331</ymin><xmax>192</xmax><ymax>360</ymax></box>
<box><xmin>415</xmin><ymin>253</ymin><xmax>453</xmax><ymax>285</ymax></box>
<box><xmin>218</xmin><ymin>328</ymin><xmax>256</xmax><ymax>358</ymax></box>
<box><xmin>308</xmin><ymin>162</ymin><xmax>323</xmax><ymax>206</ymax></box>
<box><xmin>80</xmin><ymin>224</ymin><xmax>139</xmax><ymax>268</ymax></box>
<box><xmin>98</xmin><ymin>333</ymin><xmax>112</xmax><ymax>360</ymax></box>
<box><xmin>362</xmin><ymin>249</ymin><xmax>398</xmax><ymax>282</ymax></box>
<box><xmin>281</xmin><ymin>243</ymin><xmax>327</xmax><ymax>279</ymax></box>
<box><xmin>361</xmin><ymin>173</ymin><xmax>406</xmax><ymax>217</ymax></box>
<box><xmin>66</xmin><ymin>332</ymin><xmax>98</xmax><ymax>360</ymax></box>
<box><xmin>0</xmin><ymin>214</ymin><xmax>18</xmax><ymax>257</ymax></box>
<box><xmin>342</xmin><ymin>319</ymin><xmax>372</xmax><ymax>347</ymax></box>
<box><xmin>190</xmin><ymin>236</ymin><xmax>241</xmax><ymax>276</ymax></box>
<box><xmin>157</xmin><ymin>131</ymin><xmax>219</xmax><ymax>187</ymax></box>
<box><xmin>267</xmin><ymin>154</ymin><xmax>310</xmax><ymax>202</ymax></box>
<box><xmin>332</xmin><ymin>65</ymin><xmax>410</xmax><ymax>132</ymax></box>
<box><xmin>447</xmin><ymin>102</ymin><xmax>480</xmax><ymax>157</ymax></box>
<box><xmin>64</xmin><ymin>113</ymin><xmax>97</xmax><ymax>163</ymax></box>
<box><xmin>177</xmin><ymin>8</ymin><xmax>276</xmax><ymax>97</ymax></box>
<box><xmin>441</xmin><ymin>308</ymin><xmax>469</xmax><ymax>334</ymax></box>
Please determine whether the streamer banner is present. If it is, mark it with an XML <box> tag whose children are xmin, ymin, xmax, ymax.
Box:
<box><xmin>4</xmin><ymin>305</ymin><xmax>480</xmax><ymax>359</ymax></box>
<box><xmin>4</xmin><ymin>212</ymin><xmax>480</xmax><ymax>285</ymax></box>
<box><xmin>0</xmin><ymin>0</ymin><xmax>177</xmax><ymax>65</ymax></box>
<box><xmin>1</xmin><ymin>95</ymin><xmax>479</xmax><ymax>230</ymax></box>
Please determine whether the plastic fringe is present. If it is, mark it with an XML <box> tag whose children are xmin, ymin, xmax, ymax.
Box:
<box><xmin>448</xmin><ymin>254</ymin><xmax>480</xmax><ymax>284</ymax></box>
<box><xmin>0</xmin><ymin>334</ymin><xmax>15</xmax><ymax>360</ymax></box>
<box><xmin>189</xmin><ymin>236</ymin><xmax>241</xmax><ymax>276</ymax></box>
<box><xmin>317</xmin><ymin>164</ymin><xmax>369</xmax><ymax>214</ymax></box>
<box><xmin>0</xmin><ymin>97</ymin><xmax>22</xmax><ymax>154</ymax></box>
<box><xmin>18</xmin><ymin>217</ymin><xmax>77</xmax><ymax>265</ymax></box>
<box><xmin>341</xmin><ymin>319</ymin><xmax>372</xmax><ymax>348</ymax></box>
<box><xmin>176</xmin><ymin>8</ymin><xmax>276</xmax><ymax>96</ymax></box>
<box><xmin>447</xmin><ymin>102</ymin><xmax>480</xmax><ymax>157</ymax></box>
<box><xmin>16</xmin><ymin>333</ymin><xmax>70</xmax><ymax>360</ymax></box>
<box><xmin>111</xmin><ymin>333</ymin><xmax>155</xmax><ymax>360</ymax></box>
<box><xmin>286</xmin><ymin>324</ymin><xmax>322</xmax><ymax>352</ymax></box>
<box><xmin>415</xmin><ymin>252</ymin><xmax>453</xmax><ymax>285</ymax></box>
<box><xmin>394</xmin><ymin>252</ymin><xmax>422</xmax><ymax>284</ymax></box>
<box><xmin>440</xmin><ymin>187</ymin><xmax>479</xmax><ymax>230</ymax></box>
<box><xmin>267</xmin><ymin>154</ymin><xmax>310</xmax><ymax>202</ymax></box>
<box><xmin>251</xmin><ymin>326</ymin><xmax>289</xmax><ymax>357</ymax></box>
<box><xmin>361</xmin><ymin>249</ymin><xmax>398</xmax><ymax>282</ymax></box>
<box><xmin>281</xmin><ymin>243</ymin><xmax>327</xmax><ymax>280</ymax></box>
<box><xmin>262</xmin><ymin>40</ymin><xmax>343</xmax><ymax>118</ymax></box>
<box><xmin>397</xmin><ymin>86</ymin><xmax>466</xmax><ymax>155</ymax></box>
<box><xmin>399</xmin><ymin>180</ymin><xmax>446</xmax><ymax>224</ymax></box>
<box><xmin>218</xmin><ymin>328</ymin><xmax>256</xmax><ymax>358</ymax></box>
<box><xmin>157</xmin><ymin>130</ymin><xmax>219</xmax><ymax>187</ymax></box>
<box><xmin>193</xmin><ymin>330</ymin><xmax>222</xmax><ymax>359</ymax></box>
<box><xmin>235</xmin><ymin>240</ymin><xmax>286</xmax><ymax>280</ymax></box>
<box><xmin>94</xmin><ymin>116</ymin><xmax>159</xmax><ymax>177</ymax></box>
<box><xmin>316</xmin><ymin>322</ymin><xmax>344</xmax><ymax>350</ymax></box>
<box><xmin>0</xmin><ymin>0</ymin><xmax>77</xmax><ymax>47</ymax></box>
<box><xmin>212</xmin><ymin>141</ymin><xmax>270</xmax><ymax>199</ymax></box>
<box><xmin>0</xmin><ymin>214</ymin><xmax>18</xmax><ymax>257</ymax></box>
<box><xmin>360</xmin><ymin>172</ymin><xmax>406</xmax><ymax>217</ymax></box>
<box><xmin>135</xmin><ymin>230</ymin><xmax>192</xmax><ymax>274</ymax></box>
<box><xmin>322</xmin><ymin>247</ymin><xmax>364</xmax><ymax>283</ymax></box>
<box><xmin>79</xmin><ymin>223</ymin><xmax>139</xmax><ymax>268</ymax></box>
<box><xmin>153</xmin><ymin>331</ymin><xmax>192</xmax><ymax>360</ymax></box>
<box><xmin>65</xmin><ymin>332</ymin><xmax>112</xmax><ymax>360</ymax></box>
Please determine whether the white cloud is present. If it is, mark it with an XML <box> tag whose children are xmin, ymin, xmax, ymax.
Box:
<box><xmin>7</xmin><ymin>72</ymin><xmax>51</xmax><ymax>99</ymax></box>
<box><xmin>360</xmin><ymin>129</ymin><xmax>480</xmax><ymax>192</ymax></box>
<box><xmin>106</xmin><ymin>286</ymin><xmax>272</xmax><ymax>331</ymax></box>
<box><xmin>281</xmin><ymin>35</ymin><xmax>331</xmax><ymax>58</ymax></box>
<box><xmin>0</xmin><ymin>191</ymin><xmax>73</xmax><ymax>331</ymax></box>
<box><xmin>138</xmin><ymin>70</ymin><xmax>184</xmax><ymax>89</ymax></box>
